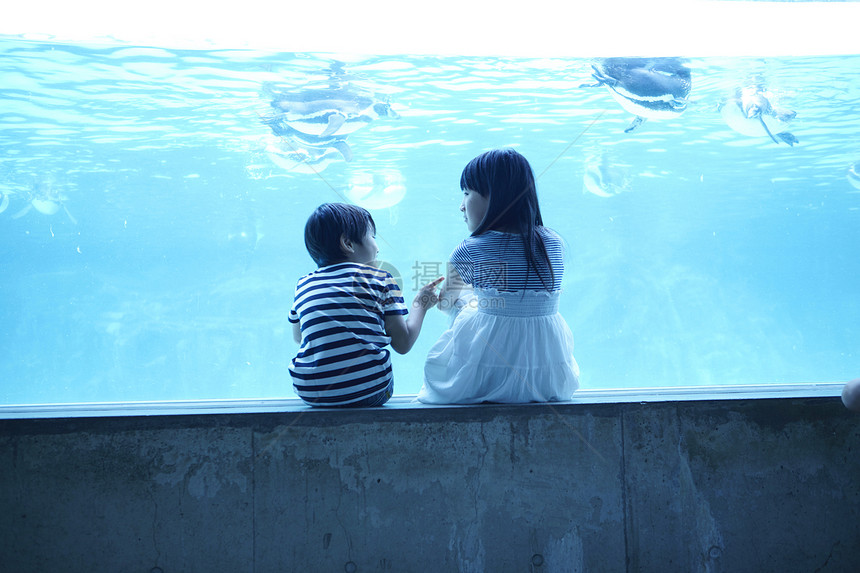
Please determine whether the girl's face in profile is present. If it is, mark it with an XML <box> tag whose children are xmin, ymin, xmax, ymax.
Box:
<box><xmin>460</xmin><ymin>188</ymin><xmax>489</xmax><ymax>232</ymax></box>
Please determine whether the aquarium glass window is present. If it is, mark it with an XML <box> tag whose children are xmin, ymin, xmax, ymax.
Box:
<box><xmin>1</xmin><ymin>1</ymin><xmax>858</xmax><ymax>406</ymax></box>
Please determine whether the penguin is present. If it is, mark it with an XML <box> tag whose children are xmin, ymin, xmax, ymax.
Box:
<box><xmin>582</xmin><ymin>57</ymin><xmax>692</xmax><ymax>133</ymax></box>
<box><xmin>720</xmin><ymin>85</ymin><xmax>798</xmax><ymax>146</ymax></box>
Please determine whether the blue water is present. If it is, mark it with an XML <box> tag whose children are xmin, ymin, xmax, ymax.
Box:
<box><xmin>1</xmin><ymin>38</ymin><xmax>858</xmax><ymax>405</ymax></box>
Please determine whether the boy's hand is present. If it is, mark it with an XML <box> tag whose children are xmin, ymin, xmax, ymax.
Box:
<box><xmin>413</xmin><ymin>276</ymin><xmax>444</xmax><ymax>311</ymax></box>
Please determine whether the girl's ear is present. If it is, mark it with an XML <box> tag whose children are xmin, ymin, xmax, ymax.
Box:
<box><xmin>339</xmin><ymin>234</ymin><xmax>354</xmax><ymax>255</ymax></box>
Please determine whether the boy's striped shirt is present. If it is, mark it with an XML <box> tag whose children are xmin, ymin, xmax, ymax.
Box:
<box><xmin>288</xmin><ymin>262</ymin><xmax>407</xmax><ymax>406</ymax></box>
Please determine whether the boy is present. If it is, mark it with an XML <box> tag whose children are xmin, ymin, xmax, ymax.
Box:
<box><xmin>289</xmin><ymin>203</ymin><xmax>442</xmax><ymax>407</ymax></box>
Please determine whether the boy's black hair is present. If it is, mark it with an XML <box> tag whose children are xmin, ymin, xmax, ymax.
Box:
<box><xmin>304</xmin><ymin>203</ymin><xmax>376</xmax><ymax>267</ymax></box>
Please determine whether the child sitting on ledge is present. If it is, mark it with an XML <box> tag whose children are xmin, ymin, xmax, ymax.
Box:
<box><xmin>289</xmin><ymin>203</ymin><xmax>442</xmax><ymax>407</ymax></box>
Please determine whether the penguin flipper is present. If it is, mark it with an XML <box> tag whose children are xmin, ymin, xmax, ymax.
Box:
<box><xmin>12</xmin><ymin>203</ymin><xmax>32</xmax><ymax>219</ymax></box>
<box><xmin>624</xmin><ymin>116</ymin><xmax>646</xmax><ymax>133</ymax></box>
<box><xmin>580</xmin><ymin>65</ymin><xmax>615</xmax><ymax>89</ymax></box>
<box><xmin>773</xmin><ymin>108</ymin><xmax>797</xmax><ymax>123</ymax></box>
<box><xmin>758</xmin><ymin>117</ymin><xmax>781</xmax><ymax>145</ymax></box>
<box><xmin>320</xmin><ymin>113</ymin><xmax>347</xmax><ymax>137</ymax></box>
<box><xmin>777</xmin><ymin>132</ymin><xmax>798</xmax><ymax>147</ymax></box>
<box><xmin>63</xmin><ymin>205</ymin><xmax>78</xmax><ymax>225</ymax></box>
<box><xmin>332</xmin><ymin>140</ymin><xmax>353</xmax><ymax>162</ymax></box>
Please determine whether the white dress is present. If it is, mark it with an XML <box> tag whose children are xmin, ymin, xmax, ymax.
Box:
<box><xmin>419</xmin><ymin>288</ymin><xmax>580</xmax><ymax>404</ymax></box>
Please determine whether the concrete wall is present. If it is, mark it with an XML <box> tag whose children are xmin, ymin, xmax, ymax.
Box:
<box><xmin>1</xmin><ymin>397</ymin><xmax>858</xmax><ymax>572</ymax></box>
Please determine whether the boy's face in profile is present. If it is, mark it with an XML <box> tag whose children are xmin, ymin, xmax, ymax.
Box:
<box><xmin>347</xmin><ymin>227</ymin><xmax>379</xmax><ymax>265</ymax></box>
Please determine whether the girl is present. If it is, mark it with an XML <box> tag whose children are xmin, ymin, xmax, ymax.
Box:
<box><xmin>418</xmin><ymin>149</ymin><xmax>580</xmax><ymax>404</ymax></box>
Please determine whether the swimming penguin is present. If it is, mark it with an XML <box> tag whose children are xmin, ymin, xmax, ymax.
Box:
<box><xmin>847</xmin><ymin>161</ymin><xmax>860</xmax><ymax>190</ymax></box>
<box><xmin>13</xmin><ymin>196</ymin><xmax>77</xmax><ymax>222</ymax></box>
<box><xmin>582</xmin><ymin>152</ymin><xmax>632</xmax><ymax>198</ymax></box>
<box><xmin>582</xmin><ymin>57</ymin><xmax>692</xmax><ymax>133</ymax></box>
<box><xmin>720</xmin><ymin>85</ymin><xmax>798</xmax><ymax>146</ymax></box>
<box><xmin>265</xmin><ymin>84</ymin><xmax>399</xmax><ymax>138</ymax></box>
<box><xmin>0</xmin><ymin>191</ymin><xmax>9</xmax><ymax>214</ymax></box>
<box><xmin>11</xmin><ymin>179</ymin><xmax>77</xmax><ymax>223</ymax></box>
<box><xmin>261</xmin><ymin>117</ymin><xmax>353</xmax><ymax>163</ymax></box>
<box><xmin>265</xmin><ymin>138</ymin><xmax>346</xmax><ymax>174</ymax></box>
<box><xmin>345</xmin><ymin>170</ymin><xmax>407</xmax><ymax>210</ymax></box>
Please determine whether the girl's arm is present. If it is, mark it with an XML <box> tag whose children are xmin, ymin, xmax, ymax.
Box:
<box><xmin>436</xmin><ymin>262</ymin><xmax>472</xmax><ymax>315</ymax></box>
<box><xmin>292</xmin><ymin>322</ymin><xmax>302</xmax><ymax>344</ymax></box>
<box><xmin>385</xmin><ymin>276</ymin><xmax>444</xmax><ymax>354</ymax></box>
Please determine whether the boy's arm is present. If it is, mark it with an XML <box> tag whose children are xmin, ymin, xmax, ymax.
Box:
<box><xmin>385</xmin><ymin>276</ymin><xmax>444</xmax><ymax>354</ymax></box>
<box><xmin>292</xmin><ymin>322</ymin><xmax>302</xmax><ymax>344</ymax></box>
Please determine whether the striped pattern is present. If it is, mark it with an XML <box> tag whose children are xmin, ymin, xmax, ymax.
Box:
<box><xmin>288</xmin><ymin>262</ymin><xmax>407</xmax><ymax>406</ymax></box>
<box><xmin>450</xmin><ymin>228</ymin><xmax>564</xmax><ymax>291</ymax></box>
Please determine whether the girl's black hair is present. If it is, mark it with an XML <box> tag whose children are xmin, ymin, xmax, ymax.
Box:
<box><xmin>460</xmin><ymin>148</ymin><xmax>554</xmax><ymax>290</ymax></box>
<box><xmin>304</xmin><ymin>203</ymin><xmax>376</xmax><ymax>267</ymax></box>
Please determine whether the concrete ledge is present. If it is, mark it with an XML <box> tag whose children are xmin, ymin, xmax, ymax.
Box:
<box><xmin>1</xmin><ymin>391</ymin><xmax>858</xmax><ymax>572</ymax></box>
<box><xmin>0</xmin><ymin>382</ymin><xmax>846</xmax><ymax>420</ymax></box>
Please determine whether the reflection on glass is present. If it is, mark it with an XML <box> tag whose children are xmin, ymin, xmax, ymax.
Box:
<box><xmin>1</xmin><ymin>37</ymin><xmax>858</xmax><ymax>406</ymax></box>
